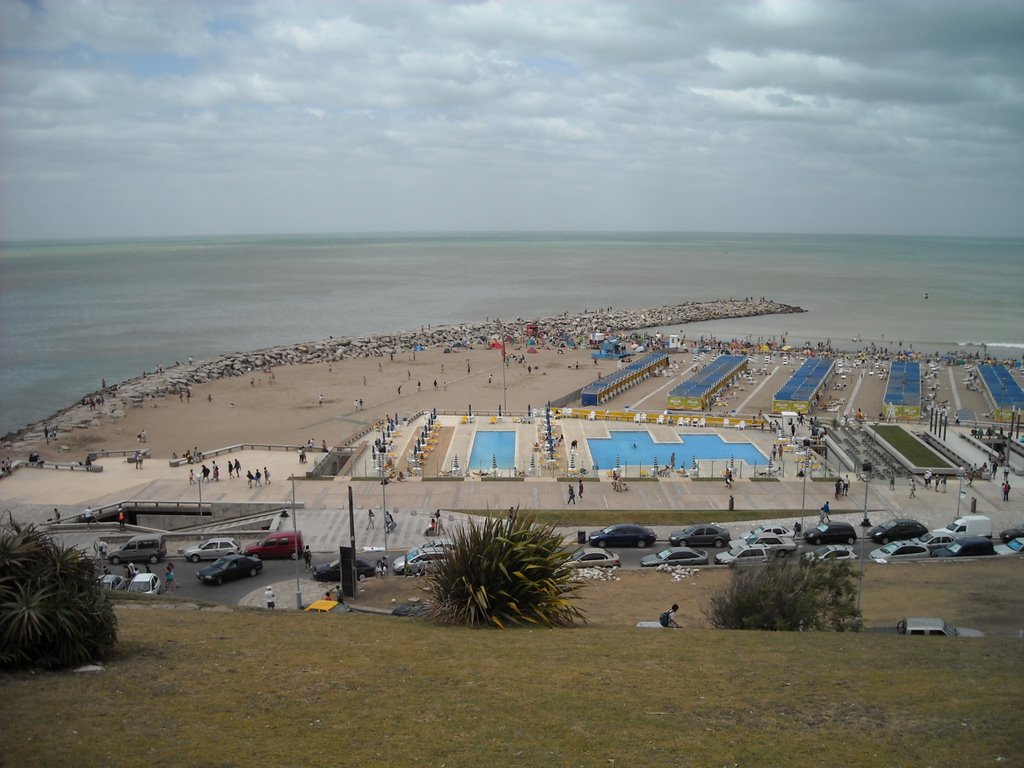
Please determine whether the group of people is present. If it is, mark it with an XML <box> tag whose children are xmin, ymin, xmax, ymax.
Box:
<box><xmin>186</xmin><ymin>459</ymin><xmax>270</xmax><ymax>487</ymax></box>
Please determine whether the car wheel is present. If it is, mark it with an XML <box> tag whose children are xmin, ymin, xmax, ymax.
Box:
<box><xmin>249</xmin><ymin>568</ymin><xmax>257</xmax><ymax>577</ymax></box>
<box><xmin>847</xmin><ymin>536</ymin><xmax>856</xmax><ymax>545</ymax></box>
<box><xmin>149</xmin><ymin>554</ymin><xmax>159</xmax><ymax>564</ymax></box>
<box><xmin>110</xmin><ymin>555</ymin><xmax>121</xmax><ymax>565</ymax></box>
<box><xmin>636</xmin><ymin>539</ymin><xmax>649</xmax><ymax>549</ymax></box>
<box><xmin>881</xmin><ymin>537</ymin><xmax>890</xmax><ymax>545</ymax></box>
<box><xmin>813</xmin><ymin>536</ymin><xmax>822</xmax><ymax>545</ymax></box>
<box><xmin>358</xmin><ymin>573</ymin><xmax>366</xmax><ymax>582</ymax></box>
<box><xmin>214</xmin><ymin>576</ymin><xmax>222</xmax><ymax>586</ymax></box>
<box><xmin>290</xmin><ymin>552</ymin><xmax>298</xmax><ymax>560</ymax></box>
<box><xmin>596</xmin><ymin>540</ymin><xmax>607</xmax><ymax>548</ymax></box>
<box><xmin>188</xmin><ymin>554</ymin><xmax>200</xmax><ymax>563</ymax></box>
<box><xmin>777</xmin><ymin>550</ymin><xmax>790</xmax><ymax>558</ymax></box>
<box><xmin>713</xmin><ymin>538</ymin><xmax>725</xmax><ymax>548</ymax></box>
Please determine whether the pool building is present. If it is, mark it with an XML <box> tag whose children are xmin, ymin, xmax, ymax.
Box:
<box><xmin>667</xmin><ymin>354</ymin><xmax>748</xmax><ymax>410</ymax></box>
<box><xmin>977</xmin><ymin>364</ymin><xmax>1024</xmax><ymax>423</ymax></box>
<box><xmin>772</xmin><ymin>357</ymin><xmax>835</xmax><ymax>413</ymax></box>
<box><xmin>884</xmin><ymin>360</ymin><xmax>922</xmax><ymax>420</ymax></box>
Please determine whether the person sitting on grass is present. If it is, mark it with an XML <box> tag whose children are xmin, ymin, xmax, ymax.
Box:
<box><xmin>660</xmin><ymin>604</ymin><xmax>681</xmax><ymax>628</ymax></box>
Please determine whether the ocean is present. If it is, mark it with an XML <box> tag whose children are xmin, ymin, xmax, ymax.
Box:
<box><xmin>1</xmin><ymin>232</ymin><xmax>1021</xmax><ymax>437</ymax></box>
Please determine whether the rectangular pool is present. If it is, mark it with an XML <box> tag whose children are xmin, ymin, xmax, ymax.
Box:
<box><xmin>468</xmin><ymin>431</ymin><xmax>517</xmax><ymax>471</ymax></box>
<box><xmin>586</xmin><ymin>431</ymin><xmax>766</xmax><ymax>470</ymax></box>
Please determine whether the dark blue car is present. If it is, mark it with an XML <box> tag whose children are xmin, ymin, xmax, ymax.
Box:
<box><xmin>589</xmin><ymin>524</ymin><xmax>657</xmax><ymax>549</ymax></box>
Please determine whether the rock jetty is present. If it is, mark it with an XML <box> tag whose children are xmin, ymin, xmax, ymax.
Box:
<box><xmin>3</xmin><ymin>299</ymin><xmax>803</xmax><ymax>447</ymax></box>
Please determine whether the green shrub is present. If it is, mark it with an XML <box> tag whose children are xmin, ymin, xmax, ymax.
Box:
<box><xmin>704</xmin><ymin>559</ymin><xmax>859</xmax><ymax>632</ymax></box>
<box><xmin>0</xmin><ymin>523</ymin><xmax>118</xmax><ymax>669</ymax></box>
<box><xmin>427</xmin><ymin>512</ymin><xmax>586</xmax><ymax>628</ymax></box>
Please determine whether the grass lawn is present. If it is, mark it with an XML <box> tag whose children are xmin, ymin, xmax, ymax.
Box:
<box><xmin>2</xmin><ymin>562</ymin><xmax>1021</xmax><ymax>767</ymax></box>
<box><xmin>872</xmin><ymin>424</ymin><xmax>951</xmax><ymax>468</ymax></box>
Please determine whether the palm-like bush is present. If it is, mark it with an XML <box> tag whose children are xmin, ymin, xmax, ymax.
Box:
<box><xmin>0</xmin><ymin>522</ymin><xmax>118</xmax><ymax>669</ymax></box>
<box><xmin>427</xmin><ymin>512</ymin><xmax>586</xmax><ymax>628</ymax></box>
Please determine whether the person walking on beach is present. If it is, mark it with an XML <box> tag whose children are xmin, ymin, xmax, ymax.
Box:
<box><xmin>233</xmin><ymin>458</ymin><xmax>241</xmax><ymax>478</ymax></box>
<box><xmin>366</xmin><ymin>509</ymin><xmax>375</xmax><ymax>529</ymax></box>
<box><xmin>909</xmin><ymin>478</ymin><xmax>916</xmax><ymax>498</ymax></box>
<box><xmin>263</xmin><ymin>467</ymin><xmax>270</xmax><ymax>484</ymax></box>
<box><xmin>264</xmin><ymin>586</ymin><xmax>275</xmax><ymax>609</ymax></box>
<box><xmin>189</xmin><ymin>469</ymin><xmax>196</xmax><ymax>485</ymax></box>
<box><xmin>1003</xmin><ymin>481</ymin><xmax>1011</xmax><ymax>501</ymax></box>
<box><xmin>567</xmin><ymin>485</ymin><xmax>576</xmax><ymax>505</ymax></box>
<box><xmin>578</xmin><ymin>479</ymin><xmax>584</xmax><ymax>501</ymax></box>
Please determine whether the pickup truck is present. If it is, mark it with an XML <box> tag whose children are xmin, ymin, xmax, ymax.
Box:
<box><xmin>896</xmin><ymin>617</ymin><xmax>983</xmax><ymax>637</ymax></box>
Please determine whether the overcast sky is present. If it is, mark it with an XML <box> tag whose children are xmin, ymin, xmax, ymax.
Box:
<box><xmin>1</xmin><ymin>0</ymin><xmax>1022</xmax><ymax>241</ymax></box>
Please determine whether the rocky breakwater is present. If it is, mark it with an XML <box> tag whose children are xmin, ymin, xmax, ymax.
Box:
<box><xmin>3</xmin><ymin>299</ymin><xmax>802</xmax><ymax>449</ymax></box>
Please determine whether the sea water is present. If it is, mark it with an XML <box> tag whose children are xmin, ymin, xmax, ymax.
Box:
<box><xmin>1</xmin><ymin>232</ymin><xmax>1021</xmax><ymax>435</ymax></box>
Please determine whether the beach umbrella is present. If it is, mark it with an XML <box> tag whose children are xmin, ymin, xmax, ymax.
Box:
<box><xmin>692</xmin><ymin>455</ymin><xmax>698</xmax><ymax>470</ymax></box>
<box><xmin>653</xmin><ymin>456</ymin><xmax>659</xmax><ymax>474</ymax></box>
<box><xmin>730</xmin><ymin>455</ymin><xmax>735</xmax><ymax>470</ymax></box>
<box><xmin>569</xmin><ymin>451</ymin><xmax>576</xmax><ymax>471</ymax></box>
<box><xmin>492</xmin><ymin>454</ymin><xmax>498</xmax><ymax>472</ymax></box>
<box><xmin>529</xmin><ymin>453</ymin><xmax>536</xmax><ymax>473</ymax></box>
<box><xmin>768</xmin><ymin>457</ymin><xmax>774</xmax><ymax>475</ymax></box>
<box><xmin>451</xmin><ymin>454</ymin><xmax>460</xmax><ymax>475</ymax></box>
<box><xmin>615</xmin><ymin>454</ymin><xmax>621</xmax><ymax>471</ymax></box>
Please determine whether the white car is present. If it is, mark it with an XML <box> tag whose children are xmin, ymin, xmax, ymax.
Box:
<box><xmin>994</xmin><ymin>537</ymin><xmax>1024</xmax><ymax>556</ymax></box>
<box><xmin>870</xmin><ymin>541</ymin><xmax>931</xmax><ymax>562</ymax></box>
<box><xmin>181</xmin><ymin>537</ymin><xmax>241</xmax><ymax>562</ymax></box>
<box><xmin>715</xmin><ymin>544</ymin><xmax>771</xmax><ymax>565</ymax></box>
<box><xmin>738</xmin><ymin>533</ymin><xmax>797</xmax><ymax>557</ymax></box>
<box><xmin>916</xmin><ymin>530</ymin><xmax>958</xmax><ymax>551</ymax></box>
<box><xmin>564</xmin><ymin>547</ymin><xmax>622</xmax><ymax>568</ymax></box>
<box><xmin>744</xmin><ymin>524</ymin><xmax>792</xmax><ymax>539</ymax></box>
<box><xmin>803</xmin><ymin>544</ymin><xmax>856</xmax><ymax>562</ymax></box>
<box><xmin>127</xmin><ymin>573</ymin><xmax>162</xmax><ymax>595</ymax></box>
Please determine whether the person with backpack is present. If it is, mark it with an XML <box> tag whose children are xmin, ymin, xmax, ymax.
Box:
<box><xmin>659</xmin><ymin>604</ymin><xmax>681</xmax><ymax>628</ymax></box>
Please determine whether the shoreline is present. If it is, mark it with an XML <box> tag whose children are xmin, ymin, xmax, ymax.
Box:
<box><xmin>2</xmin><ymin>299</ymin><xmax>804</xmax><ymax>447</ymax></box>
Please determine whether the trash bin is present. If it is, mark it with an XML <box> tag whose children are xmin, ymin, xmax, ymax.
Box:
<box><xmin>970</xmin><ymin>497</ymin><xmax>977</xmax><ymax>513</ymax></box>
<box><xmin>577</xmin><ymin>530</ymin><xmax>586</xmax><ymax>544</ymax></box>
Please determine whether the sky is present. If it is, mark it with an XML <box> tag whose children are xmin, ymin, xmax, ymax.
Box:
<box><xmin>1</xmin><ymin>0</ymin><xmax>1022</xmax><ymax>241</ymax></box>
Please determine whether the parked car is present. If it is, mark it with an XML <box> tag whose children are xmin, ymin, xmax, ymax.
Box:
<box><xmin>127</xmin><ymin>573</ymin><xmax>162</xmax><ymax>595</ymax></box>
<box><xmin>640</xmin><ymin>547</ymin><xmax>709</xmax><ymax>567</ymax></box>
<box><xmin>196</xmin><ymin>554</ymin><xmax>264</xmax><ymax>585</ymax></box>
<box><xmin>931</xmin><ymin>536</ymin><xmax>996</xmax><ymax>558</ymax></box>
<box><xmin>589</xmin><ymin>524</ymin><xmax>657</xmax><ymax>549</ymax></box>
<box><xmin>667</xmin><ymin>524</ymin><xmax>730</xmax><ymax>549</ymax></box>
<box><xmin>803</xmin><ymin>545</ymin><xmax>856</xmax><ymax>562</ymax></box>
<box><xmin>868</xmin><ymin>519</ymin><xmax>928</xmax><ymax>544</ymax></box>
<box><xmin>97</xmin><ymin>574</ymin><xmax>128</xmax><ymax>591</ymax></box>
<box><xmin>313</xmin><ymin>557</ymin><xmax>376</xmax><ymax>582</ymax></box>
<box><xmin>896</xmin><ymin>617</ymin><xmax>983</xmax><ymax>637</ymax></box>
<box><xmin>744</xmin><ymin>523</ymin><xmax>792</xmax><ymax>539</ymax></box>
<box><xmin>108</xmin><ymin>534</ymin><xmax>167</xmax><ymax>565</ymax></box>
<box><xmin>392</xmin><ymin>546</ymin><xmax>447</xmax><ymax>575</ymax></box>
<box><xmin>181</xmin><ymin>538</ymin><xmax>241</xmax><ymax>562</ymax></box>
<box><xmin>999</xmin><ymin>524</ymin><xmax>1024</xmax><ymax>543</ymax></box>
<box><xmin>869</xmin><ymin>541</ymin><xmax>931</xmax><ymax>562</ymax></box>
<box><xmin>564</xmin><ymin>548</ymin><xmax>622</xmax><ymax>568</ymax></box>
<box><xmin>739</xmin><ymin>533</ymin><xmax>797</xmax><ymax>557</ymax></box>
<box><xmin>803</xmin><ymin>521</ymin><xmax>857</xmax><ymax>545</ymax></box>
<box><xmin>916</xmin><ymin>530</ymin><xmax>959</xmax><ymax>551</ymax></box>
<box><xmin>994</xmin><ymin>537</ymin><xmax>1024</xmax><ymax>556</ymax></box>
<box><xmin>244</xmin><ymin>530</ymin><xmax>304</xmax><ymax>560</ymax></box>
<box><xmin>714</xmin><ymin>544</ymin><xmax>771</xmax><ymax>565</ymax></box>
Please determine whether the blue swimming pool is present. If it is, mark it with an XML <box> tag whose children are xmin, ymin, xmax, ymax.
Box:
<box><xmin>468</xmin><ymin>431</ymin><xmax>517</xmax><ymax>471</ymax></box>
<box><xmin>586</xmin><ymin>431</ymin><xmax>767</xmax><ymax>469</ymax></box>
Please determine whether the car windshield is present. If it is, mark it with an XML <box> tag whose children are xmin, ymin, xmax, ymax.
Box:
<box><xmin>1010</xmin><ymin>540</ymin><xmax>1024</xmax><ymax>552</ymax></box>
<box><xmin>880</xmin><ymin>543</ymin><xmax>899</xmax><ymax>553</ymax></box>
<box><xmin>946</xmin><ymin>542</ymin><xmax>962</xmax><ymax>553</ymax></box>
<box><xmin>814</xmin><ymin>546</ymin><xmax>830</xmax><ymax>557</ymax></box>
<box><xmin>212</xmin><ymin>557</ymin><xmax>234</xmax><ymax>567</ymax></box>
<box><xmin>657</xmin><ymin>549</ymin><xmax>674</xmax><ymax>558</ymax></box>
<box><xmin>128</xmin><ymin>580</ymin><xmax>151</xmax><ymax>592</ymax></box>
<box><xmin>816</xmin><ymin>524</ymin><xmax>829</xmax><ymax>532</ymax></box>
<box><xmin>406</xmin><ymin>548</ymin><xmax>422</xmax><ymax>559</ymax></box>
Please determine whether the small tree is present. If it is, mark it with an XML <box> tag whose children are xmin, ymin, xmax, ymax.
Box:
<box><xmin>704</xmin><ymin>558</ymin><xmax>859</xmax><ymax>631</ymax></box>
<box><xmin>427</xmin><ymin>512</ymin><xmax>586</xmax><ymax>628</ymax></box>
<box><xmin>0</xmin><ymin>522</ymin><xmax>118</xmax><ymax>669</ymax></box>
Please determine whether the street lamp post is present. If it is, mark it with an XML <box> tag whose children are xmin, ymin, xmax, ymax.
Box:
<box><xmin>956</xmin><ymin>467</ymin><xmax>965</xmax><ymax>517</ymax></box>
<box><xmin>379</xmin><ymin>454</ymin><xmax>389</xmax><ymax>574</ymax></box>
<box><xmin>799</xmin><ymin>456</ymin><xmax>808</xmax><ymax>536</ymax></box>
<box><xmin>291</xmin><ymin>478</ymin><xmax>301</xmax><ymax>609</ymax></box>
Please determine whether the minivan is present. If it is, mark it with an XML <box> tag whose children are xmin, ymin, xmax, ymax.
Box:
<box><xmin>941</xmin><ymin>515</ymin><xmax>992</xmax><ymax>539</ymax></box>
<box><xmin>244</xmin><ymin>530</ymin><xmax>303</xmax><ymax>560</ymax></box>
<box><xmin>931</xmin><ymin>536</ymin><xmax>996</xmax><ymax>558</ymax></box>
<box><xmin>108</xmin><ymin>534</ymin><xmax>167</xmax><ymax>565</ymax></box>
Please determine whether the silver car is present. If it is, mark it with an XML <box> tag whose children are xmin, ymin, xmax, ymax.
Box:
<box><xmin>869</xmin><ymin>541</ymin><xmax>931</xmax><ymax>562</ymax></box>
<box><xmin>392</xmin><ymin>546</ymin><xmax>447</xmax><ymax>575</ymax></box>
<box><xmin>181</xmin><ymin>537</ymin><xmax>241</xmax><ymax>562</ymax></box>
<box><xmin>640</xmin><ymin>547</ymin><xmax>709</xmax><ymax>567</ymax></box>
<box><xmin>803</xmin><ymin>544</ymin><xmax>856</xmax><ymax>562</ymax></box>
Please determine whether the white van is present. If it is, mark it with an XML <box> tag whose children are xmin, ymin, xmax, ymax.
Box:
<box><xmin>941</xmin><ymin>515</ymin><xmax>992</xmax><ymax>539</ymax></box>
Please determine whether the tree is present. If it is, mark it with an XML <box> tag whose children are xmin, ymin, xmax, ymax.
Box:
<box><xmin>0</xmin><ymin>522</ymin><xmax>118</xmax><ymax>669</ymax></box>
<box><xmin>704</xmin><ymin>558</ymin><xmax>859</xmax><ymax>631</ymax></box>
<box><xmin>427</xmin><ymin>512</ymin><xmax>586</xmax><ymax>628</ymax></box>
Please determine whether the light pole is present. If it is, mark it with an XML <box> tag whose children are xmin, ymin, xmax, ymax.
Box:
<box><xmin>799</xmin><ymin>455</ymin><xmax>809</xmax><ymax>536</ymax></box>
<box><xmin>291</xmin><ymin>478</ymin><xmax>301</xmax><ymax>609</ymax></box>
<box><xmin>956</xmin><ymin>467</ymin><xmax>965</xmax><ymax>517</ymax></box>
<box><xmin>379</xmin><ymin>453</ymin><xmax>389</xmax><ymax>574</ymax></box>
<box><xmin>857</xmin><ymin>464</ymin><xmax>871</xmax><ymax>617</ymax></box>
